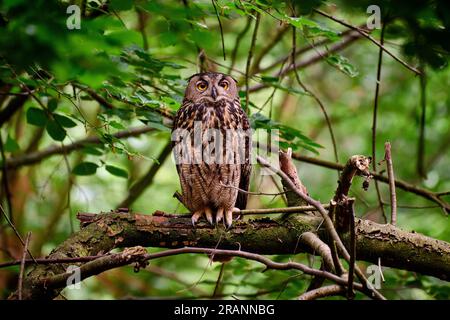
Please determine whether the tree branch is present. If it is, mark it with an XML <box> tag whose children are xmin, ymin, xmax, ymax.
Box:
<box><xmin>248</xmin><ymin>30</ymin><xmax>364</xmax><ymax>93</ymax></box>
<box><xmin>5</xmin><ymin>126</ymin><xmax>155</xmax><ymax>170</ymax></box>
<box><xmin>10</xmin><ymin>210</ymin><xmax>450</xmax><ymax>299</ymax></box>
<box><xmin>290</xmin><ymin>152</ymin><xmax>449</xmax><ymax>213</ymax></box>
<box><xmin>298</xmin><ymin>284</ymin><xmax>345</xmax><ymax>300</ymax></box>
<box><xmin>385</xmin><ymin>142</ymin><xmax>397</xmax><ymax>225</ymax></box>
<box><xmin>117</xmin><ymin>140</ymin><xmax>172</xmax><ymax>208</ymax></box>
<box><xmin>314</xmin><ymin>9</ymin><xmax>421</xmax><ymax>75</ymax></box>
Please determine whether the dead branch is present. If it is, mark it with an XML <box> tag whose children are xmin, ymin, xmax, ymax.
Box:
<box><xmin>298</xmin><ymin>284</ymin><xmax>345</xmax><ymax>300</ymax></box>
<box><xmin>385</xmin><ymin>142</ymin><xmax>397</xmax><ymax>225</ymax></box>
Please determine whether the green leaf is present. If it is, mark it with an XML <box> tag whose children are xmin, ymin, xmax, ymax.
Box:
<box><xmin>73</xmin><ymin>162</ymin><xmax>99</xmax><ymax>176</ymax></box>
<box><xmin>46</xmin><ymin>120</ymin><xmax>66</xmax><ymax>141</ymax></box>
<box><xmin>26</xmin><ymin>107</ymin><xmax>48</xmax><ymax>127</ymax></box>
<box><xmin>48</xmin><ymin>98</ymin><xmax>58</xmax><ymax>112</ymax></box>
<box><xmin>4</xmin><ymin>134</ymin><xmax>20</xmax><ymax>152</ymax></box>
<box><xmin>326</xmin><ymin>54</ymin><xmax>359</xmax><ymax>77</ymax></box>
<box><xmin>109</xmin><ymin>121</ymin><xmax>126</xmax><ymax>130</ymax></box>
<box><xmin>54</xmin><ymin>114</ymin><xmax>77</xmax><ymax>128</ymax></box>
<box><xmin>105</xmin><ymin>165</ymin><xmax>128</xmax><ymax>178</ymax></box>
<box><xmin>284</xmin><ymin>15</ymin><xmax>340</xmax><ymax>41</ymax></box>
<box><xmin>110</xmin><ymin>0</ymin><xmax>133</xmax><ymax>11</ymax></box>
<box><xmin>82</xmin><ymin>146</ymin><xmax>104</xmax><ymax>156</ymax></box>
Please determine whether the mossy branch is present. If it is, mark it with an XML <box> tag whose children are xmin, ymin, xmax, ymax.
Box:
<box><xmin>10</xmin><ymin>210</ymin><xmax>450</xmax><ymax>299</ymax></box>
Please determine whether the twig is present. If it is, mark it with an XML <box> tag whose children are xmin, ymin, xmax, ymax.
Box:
<box><xmin>290</xmin><ymin>20</ymin><xmax>339</xmax><ymax>166</ymax></box>
<box><xmin>314</xmin><ymin>9</ymin><xmax>421</xmax><ymax>75</ymax></box>
<box><xmin>238</xmin><ymin>205</ymin><xmax>329</xmax><ymax>215</ymax></box>
<box><xmin>136</xmin><ymin>7</ymin><xmax>149</xmax><ymax>51</ymax></box>
<box><xmin>256</xmin><ymin>155</ymin><xmax>386</xmax><ymax>300</ymax></box>
<box><xmin>0</xmin><ymin>93</ymin><xmax>29</xmax><ymax>127</ymax></box>
<box><xmin>228</xmin><ymin>17</ymin><xmax>252</xmax><ymax>74</ymax></box>
<box><xmin>0</xmin><ymin>254</ymin><xmax>109</xmax><ymax>269</ymax></box>
<box><xmin>212</xmin><ymin>262</ymin><xmax>225</xmax><ymax>298</ymax></box>
<box><xmin>289</xmin><ymin>152</ymin><xmax>449</xmax><ymax>213</ymax></box>
<box><xmin>0</xmin><ymin>132</ymin><xmax>13</xmax><ymax>221</ymax></box>
<box><xmin>6</xmin><ymin>126</ymin><xmax>155</xmax><ymax>169</ymax></box>
<box><xmin>211</xmin><ymin>0</ymin><xmax>226</xmax><ymax>61</ymax></box>
<box><xmin>219</xmin><ymin>182</ymin><xmax>288</xmax><ymax>197</ymax></box>
<box><xmin>385</xmin><ymin>142</ymin><xmax>397</xmax><ymax>225</ymax></box>
<box><xmin>371</xmin><ymin>22</ymin><xmax>387</xmax><ymax>223</ymax></box>
<box><xmin>0</xmin><ymin>204</ymin><xmax>36</xmax><ymax>263</ymax></box>
<box><xmin>347</xmin><ymin>202</ymin><xmax>356</xmax><ymax>299</ymax></box>
<box><xmin>249</xmin><ymin>24</ymin><xmax>289</xmax><ymax>75</ymax></box>
<box><xmin>278</xmin><ymin>150</ymin><xmax>308</xmax><ymax>207</ymax></box>
<box><xmin>418</xmin><ymin>64</ymin><xmax>427</xmax><ymax>178</ymax></box>
<box><xmin>117</xmin><ymin>140</ymin><xmax>172</xmax><ymax>208</ymax></box>
<box><xmin>254</xmin><ymin>27</ymin><xmax>364</xmax><ymax>76</ymax></box>
<box><xmin>248</xmin><ymin>30</ymin><xmax>364</xmax><ymax>92</ymax></box>
<box><xmin>36</xmin><ymin>247</ymin><xmax>370</xmax><ymax>296</ymax></box>
<box><xmin>145</xmin><ymin>265</ymin><xmax>207</xmax><ymax>296</ymax></box>
<box><xmin>298</xmin><ymin>284</ymin><xmax>345</xmax><ymax>300</ymax></box>
<box><xmin>300</xmin><ymin>232</ymin><xmax>335</xmax><ymax>272</ymax></box>
<box><xmin>18</xmin><ymin>232</ymin><xmax>32</xmax><ymax>300</ymax></box>
<box><xmin>72</xmin><ymin>83</ymin><xmax>114</xmax><ymax>109</ymax></box>
<box><xmin>244</xmin><ymin>12</ymin><xmax>261</xmax><ymax>111</ymax></box>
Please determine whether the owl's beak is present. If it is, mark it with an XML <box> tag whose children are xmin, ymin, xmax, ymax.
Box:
<box><xmin>211</xmin><ymin>86</ymin><xmax>218</xmax><ymax>100</ymax></box>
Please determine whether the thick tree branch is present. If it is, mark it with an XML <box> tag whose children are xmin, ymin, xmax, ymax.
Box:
<box><xmin>10</xmin><ymin>210</ymin><xmax>450</xmax><ymax>299</ymax></box>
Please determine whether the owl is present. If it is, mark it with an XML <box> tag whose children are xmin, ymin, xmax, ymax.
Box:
<box><xmin>172</xmin><ymin>72</ymin><xmax>252</xmax><ymax>228</ymax></box>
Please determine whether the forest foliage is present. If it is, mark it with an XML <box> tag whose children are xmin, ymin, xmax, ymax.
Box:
<box><xmin>0</xmin><ymin>0</ymin><xmax>449</xmax><ymax>299</ymax></box>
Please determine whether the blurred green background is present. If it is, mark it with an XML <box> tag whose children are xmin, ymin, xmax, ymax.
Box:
<box><xmin>0</xmin><ymin>0</ymin><xmax>449</xmax><ymax>299</ymax></box>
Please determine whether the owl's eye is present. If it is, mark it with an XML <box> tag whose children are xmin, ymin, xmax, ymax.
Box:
<box><xmin>196</xmin><ymin>81</ymin><xmax>208</xmax><ymax>91</ymax></box>
<box><xmin>219</xmin><ymin>80</ymin><xmax>229</xmax><ymax>90</ymax></box>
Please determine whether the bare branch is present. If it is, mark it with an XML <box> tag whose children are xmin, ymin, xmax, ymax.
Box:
<box><xmin>249</xmin><ymin>24</ymin><xmax>290</xmax><ymax>75</ymax></box>
<box><xmin>18</xmin><ymin>232</ymin><xmax>32</xmax><ymax>300</ymax></box>
<box><xmin>300</xmin><ymin>232</ymin><xmax>335</xmax><ymax>272</ymax></box>
<box><xmin>0</xmin><ymin>204</ymin><xmax>36</xmax><ymax>263</ymax></box>
<box><xmin>257</xmin><ymin>155</ymin><xmax>385</xmax><ymax>300</ymax></box>
<box><xmin>211</xmin><ymin>0</ymin><xmax>226</xmax><ymax>61</ymax></box>
<box><xmin>117</xmin><ymin>140</ymin><xmax>172</xmax><ymax>208</ymax></box>
<box><xmin>418</xmin><ymin>64</ymin><xmax>427</xmax><ymax>178</ymax></box>
<box><xmin>228</xmin><ymin>17</ymin><xmax>252</xmax><ymax>74</ymax></box>
<box><xmin>347</xmin><ymin>202</ymin><xmax>356</xmax><ymax>299</ymax></box>
<box><xmin>372</xmin><ymin>22</ymin><xmax>387</xmax><ymax>223</ymax></box>
<box><xmin>385</xmin><ymin>142</ymin><xmax>397</xmax><ymax>225</ymax></box>
<box><xmin>244</xmin><ymin>12</ymin><xmax>261</xmax><ymax>110</ymax></box>
<box><xmin>298</xmin><ymin>284</ymin><xmax>345</xmax><ymax>300</ymax></box>
<box><xmin>314</xmin><ymin>9</ymin><xmax>421</xmax><ymax>75</ymax></box>
<box><xmin>6</xmin><ymin>126</ymin><xmax>155</xmax><ymax>170</ymax></box>
<box><xmin>248</xmin><ymin>31</ymin><xmax>363</xmax><ymax>93</ymax></box>
<box><xmin>290</xmin><ymin>152</ymin><xmax>449</xmax><ymax>213</ymax></box>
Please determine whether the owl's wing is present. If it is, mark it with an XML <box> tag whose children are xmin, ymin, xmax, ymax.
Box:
<box><xmin>171</xmin><ymin>100</ymin><xmax>194</xmax><ymax>177</ymax></box>
<box><xmin>235</xmin><ymin>110</ymin><xmax>252</xmax><ymax>210</ymax></box>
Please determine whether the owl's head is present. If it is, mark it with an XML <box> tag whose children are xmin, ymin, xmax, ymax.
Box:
<box><xmin>183</xmin><ymin>72</ymin><xmax>238</xmax><ymax>103</ymax></box>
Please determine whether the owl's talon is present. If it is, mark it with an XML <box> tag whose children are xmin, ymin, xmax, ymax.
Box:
<box><xmin>224</xmin><ymin>209</ymin><xmax>233</xmax><ymax>229</ymax></box>
<box><xmin>216</xmin><ymin>207</ymin><xmax>224</xmax><ymax>224</ymax></box>
<box><xmin>191</xmin><ymin>210</ymin><xmax>203</xmax><ymax>226</ymax></box>
<box><xmin>205</xmin><ymin>207</ymin><xmax>214</xmax><ymax>225</ymax></box>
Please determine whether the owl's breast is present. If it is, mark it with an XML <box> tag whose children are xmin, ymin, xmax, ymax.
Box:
<box><xmin>194</xmin><ymin>99</ymin><xmax>243</xmax><ymax>131</ymax></box>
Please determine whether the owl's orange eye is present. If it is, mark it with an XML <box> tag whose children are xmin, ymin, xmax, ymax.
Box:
<box><xmin>219</xmin><ymin>81</ymin><xmax>229</xmax><ymax>90</ymax></box>
<box><xmin>196</xmin><ymin>81</ymin><xmax>208</xmax><ymax>91</ymax></box>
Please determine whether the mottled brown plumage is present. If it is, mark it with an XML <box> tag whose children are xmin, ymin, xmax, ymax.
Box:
<box><xmin>172</xmin><ymin>72</ymin><xmax>251</xmax><ymax>227</ymax></box>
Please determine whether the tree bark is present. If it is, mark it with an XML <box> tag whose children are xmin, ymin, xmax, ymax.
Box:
<box><xmin>12</xmin><ymin>210</ymin><xmax>450</xmax><ymax>299</ymax></box>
